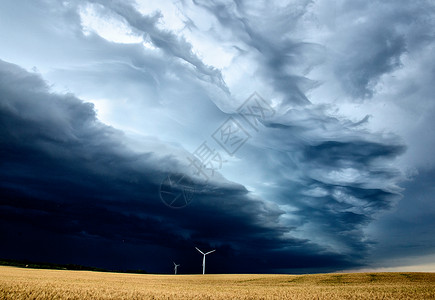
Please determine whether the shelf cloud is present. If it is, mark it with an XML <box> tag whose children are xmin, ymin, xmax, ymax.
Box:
<box><xmin>1</xmin><ymin>0</ymin><xmax>434</xmax><ymax>273</ymax></box>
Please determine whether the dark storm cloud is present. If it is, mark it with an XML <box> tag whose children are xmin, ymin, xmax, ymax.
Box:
<box><xmin>232</xmin><ymin>104</ymin><xmax>406</xmax><ymax>258</ymax></box>
<box><xmin>368</xmin><ymin>168</ymin><xmax>435</xmax><ymax>263</ymax></box>
<box><xmin>1</xmin><ymin>0</ymin><xmax>432</xmax><ymax>273</ymax></box>
<box><xmin>0</xmin><ymin>59</ymin><xmax>359</xmax><ymax>273</ymax></box>
<box><xmin>301</xmin><ymin>140</ymin><xmax>405</xmax><ymax>168</ymax></box>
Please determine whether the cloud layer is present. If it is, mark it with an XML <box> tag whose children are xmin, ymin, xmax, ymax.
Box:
<box><xmin>0</xmin><ymin>0</ymin><xmax>434</xmax><ymax>273</ymax></box>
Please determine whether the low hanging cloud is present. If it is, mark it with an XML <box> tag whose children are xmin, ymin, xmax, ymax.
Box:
<box><xmin>1</xmin><ymin>0</ymin><xmax>434</xmax><ymax>273</ymax></box>
<box><xmin>0</xmin><ymin>59</ymin><xmax>338</xmax><ymax>272</ymax></box>
<box><xmin>0</xmin><ymin>53</ymin><xmax>404</xmax><ymax>273</ymax></box>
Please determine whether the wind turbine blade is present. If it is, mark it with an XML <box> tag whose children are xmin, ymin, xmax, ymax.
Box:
<box><xmin>205</xmin><ymin>250</ymin><xmax>216</xmax><ymax>255</ymax></box>
<box><xmin>195</xmin><ymin>247</ymin><xmax>204</xmax><ymax>255</ymax></box>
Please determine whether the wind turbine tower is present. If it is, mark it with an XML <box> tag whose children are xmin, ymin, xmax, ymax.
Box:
<box><xmin>195</xmin><ymin>247</ymin><xmax>215</xmax><ymax>274</ymax></box>
<box><xmin>173</xmin><ymin>262</ymin><xmax>180</xmax><ymax>275</ymax></box>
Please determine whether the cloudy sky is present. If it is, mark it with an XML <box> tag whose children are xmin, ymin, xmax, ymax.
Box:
<box><xmin>1</xmin><ymin>0</ymin><xmax>435</xmax><ymax>274</ymax></box>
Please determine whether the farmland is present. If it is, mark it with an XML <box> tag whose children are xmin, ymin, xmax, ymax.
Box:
<box><xmin>1</xmin><ymin>266</ymin><xmax>434</xmax><ymax>299</ymax></box>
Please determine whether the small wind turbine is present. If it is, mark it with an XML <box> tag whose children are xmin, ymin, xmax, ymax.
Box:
<box><xmin>173</xmin><ymin>262</ymin><xmax>180</xmax><ymax>275</ymax></box>
<box><xmin>195</xmin><ymin>247</ymin><xmax>215</xmax><ymax>274</ymax></box>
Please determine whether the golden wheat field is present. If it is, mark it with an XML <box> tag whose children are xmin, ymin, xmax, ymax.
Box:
<box><xmin>1</xmin><ymin>266</ymin><xmax>435</xmax><ymax>299</ymax></box>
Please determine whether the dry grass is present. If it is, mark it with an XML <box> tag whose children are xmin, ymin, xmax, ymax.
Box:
<box><xmin>1</xmin><ymin>266</ymin><xmax>435</xmax><ymax>299</ymax></box>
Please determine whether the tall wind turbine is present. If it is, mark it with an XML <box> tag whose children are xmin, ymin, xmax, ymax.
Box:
<box><xmin>195</xmin><ymin>247</ymin><xmax>215</xmax><ymax>274</ymax></box>
<box><xmin>173</xmin><ymin>262</ymin><xmax>180</xmax><ymax>275</ymax></box>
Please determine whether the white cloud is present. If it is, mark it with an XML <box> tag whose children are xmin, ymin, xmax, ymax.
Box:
<box><xmin>79</xmin><ymin>3</ymin><xmax>143</xmax><ymax>44</ymax></box>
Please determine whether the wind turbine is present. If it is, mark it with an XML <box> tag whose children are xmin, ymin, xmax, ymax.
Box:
<box><xmin>173</xmin><ymin>262</ymin><xmax>180</xmax><ymax>275</ymax></box>
<box><xmin>195</xmin><ymin>247</ymin><xmax>215</xmax><ymax>274</ymax></box>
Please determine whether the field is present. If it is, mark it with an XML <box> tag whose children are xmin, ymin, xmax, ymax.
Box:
<box><xmin>1</xmin><ymin>266</ymin><xmax>435</xmax><ymax>299</ymax></box>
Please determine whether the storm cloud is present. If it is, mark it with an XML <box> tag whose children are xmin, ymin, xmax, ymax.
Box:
<box><xmin>0</xmin><ymin>0</ymin><xmax>434</xmax><ymax>273</ymax></box>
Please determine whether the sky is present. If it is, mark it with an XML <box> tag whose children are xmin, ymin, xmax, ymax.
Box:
<box><xmin>0</xmin><ymin>0</ymin><xmax>434</xmax><ymax>274</ymax></box>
